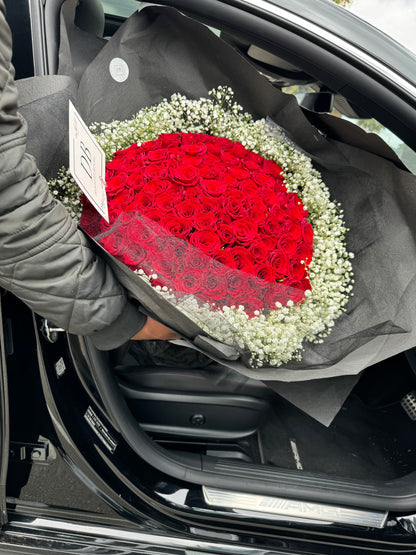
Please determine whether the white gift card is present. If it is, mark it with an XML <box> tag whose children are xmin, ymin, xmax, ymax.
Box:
<box><xmin>68</xmin><ymin>101</ymin><xmax>109</xmax><ymax>222</ymax></box>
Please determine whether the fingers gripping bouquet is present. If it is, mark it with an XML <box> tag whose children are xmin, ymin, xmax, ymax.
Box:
<box><xmin>50</xmin><ymin>87</ymin><xmax>353</xmax><ymax>368</ymax></box>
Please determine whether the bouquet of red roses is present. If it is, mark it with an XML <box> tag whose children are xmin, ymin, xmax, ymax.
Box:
<box><xmin>52</xmin><ymin>87</ymin><xmax>353</xmax><ymax>368</ymax></box>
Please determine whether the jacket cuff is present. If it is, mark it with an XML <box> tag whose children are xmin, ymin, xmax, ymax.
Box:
<box><xmin>88</xmin><ymin>302</ymin><xmax>147</xmax><ymax>350</ymax></box>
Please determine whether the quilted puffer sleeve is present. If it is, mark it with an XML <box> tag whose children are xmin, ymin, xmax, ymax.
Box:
<box><xmin>0</xmin><ymin>1</ymin><xmax>146</xmax><ymax>349</ymax></box>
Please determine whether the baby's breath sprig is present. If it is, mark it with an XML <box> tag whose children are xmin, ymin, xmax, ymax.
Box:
<box><xmin>48</xmin><ymin>167</ymin><xmax>82</xmax><ymax>221</ymax></box>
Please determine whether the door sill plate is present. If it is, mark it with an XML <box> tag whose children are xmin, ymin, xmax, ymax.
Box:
<box><xmin>203</xmin><ymin>486</ymin><xmax>387</xmax><ymax>528</ymax></box>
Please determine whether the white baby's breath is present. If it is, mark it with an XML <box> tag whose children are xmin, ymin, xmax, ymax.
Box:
<box><xmin>49</xmin><ymin>86</ymin><xmax>353</xmax><ymax>368</ymax></box>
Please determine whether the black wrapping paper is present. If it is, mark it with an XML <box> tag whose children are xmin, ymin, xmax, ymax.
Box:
<box><xmin>19</xmin><ymin>4</ymin><xmax>416</xmax><ymax>424</ymax></box>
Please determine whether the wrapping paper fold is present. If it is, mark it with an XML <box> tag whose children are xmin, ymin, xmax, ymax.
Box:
<box><xmin>18</xmin><ymin>4</ymin><xmax>416</xmax><ymax>425</ymax></box>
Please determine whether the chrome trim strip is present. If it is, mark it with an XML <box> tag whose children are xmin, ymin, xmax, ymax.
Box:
<box><xmin>238</xmin><ymin>0</ymin><xmax>416</xmax><ymax>99</ymax></box>
<box><xmin>7</xmin><ymin>516</ymin><xmax>285</xmax><ymax>555</ymax></box>
<box><xmin>203</xmin><ymin>487</ymin><xmax>388</xmax><ymax>529</ymax></box>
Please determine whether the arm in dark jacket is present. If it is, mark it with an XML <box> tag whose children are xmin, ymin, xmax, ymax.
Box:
<box><xmin>0</xmin><ymin>0</ymin><xmax>146</xmax><ymax>349</ymax></box>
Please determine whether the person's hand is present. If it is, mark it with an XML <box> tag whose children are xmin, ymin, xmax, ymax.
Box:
<box><xmin>130</xmin><ymin>316</ymin><xmax>180</xmax><ymax>341</ymax></box>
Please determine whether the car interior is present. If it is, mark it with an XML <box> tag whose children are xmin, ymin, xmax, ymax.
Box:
<box><xmin>13</xmin><ymin>0</ymin><xmax>416</xmax><ymax>517</ymax></box>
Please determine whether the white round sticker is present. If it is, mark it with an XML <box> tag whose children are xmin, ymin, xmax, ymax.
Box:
<box><xmin>109</xmin><ymin>58</ymin><xmax>129</xmax><ymax>83</ymax></box>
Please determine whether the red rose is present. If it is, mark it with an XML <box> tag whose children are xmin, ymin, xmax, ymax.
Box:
<box><xmin>227</xmin><ymin>167</ymin><xmax>250</xmax><ymax>181</ymax></box>
<box><xmin>217</xmin><ymin>224</ymin><xmax>235</xmax><ymax>246</ymax></box>
<box><xmin>116</xmin><ymin>187</ymin><xmax>136</xmax><ymax>208</ymax></box>
<box><xmin>289</xmin><ymin>261</ymin><xmax>307</xmax><ymax>281</ymax></box>
<box><xmin>129</xmin><ymin>191</ymin><xmax>154</xmax><ymax>211</ymax></box>
<box><xmin>177</xmin><ymin>269</ymin><xmax>203</xmax><ymax>294</ymax></box>
<box><xmin>182</xmin><ymin>186</ymin><xmax>200</xmax><ymax>199</ymax></box>
<box><xmin>296</xmin><ymin>241</ymin><xmax>313</xmax><ymax>263</ymax></box>
<box><xmin>284</xmin><ymin>221</ymin><xmax>302</xmax><ymax>242</ymax></box>
<box><xmin>158</xmin><ymin>133</ymin><xmax>182</xmax><ymax>147</ymax></box>
<box><xmin>142</xmin><ymin>208</ymin><xmax>163</xmax><ymax>224</ymax></box>
<box><xmin>255</xmin><ymin>264</ymin><xmax>278</xmax><ymax>283</ymax></box>
<box><xmin>128</xmin><ymin>220</ymin><xmax>155</xmax><ymax>244</ymax></box>
<box><xmin>181</xmin><ymin>155</ymin><xmax>203</xmax><ymax>167</ymax></box>
<box><xmin>199</xmin><ymin>157</ymin><xmax>223</xmax><ymax>178</ymax></box>
<box><xmin>143</xmin><ymin>178</ymin><xmax>170</xmax><ymax>195</ymax></box>
<box><xmin>171</xmin><ymin>165</ymin><xmax>199</xmax><ymax>186</ymax></box>
<box><xmin>262</xmin><ymin>236</ymin><xmax>277</xmax><ymax>251</ymax></box>
<box><xmin>300</xmin><ymin>278</ymin><xmax>312</xmax><ymax>292</ymax></box>
<box><xmin>161</xmin><ymin>216</ymin><xmax>193</xmax><ymax>239</ymax></box>
<box><xmin>202</xmin><ymin>272</ymin><xmax>228</xmax><ymax>301</ymax></box>
<box><xmin>277</xmin><ymin>233</ymin><xmax>298</xmax><ymax>256</ymax></box>
<box><xmin>249</xmin><ymin>240</ymin><xmax>270</xmax><ymax>263</ymax></box>
<box><xmin>142</xmin><ymin>164</ymin><xmax>168</xmax><ymax>180</ymax></box>
<box><xmin>199</xmin><ymin>195</ymin><xmax>219</xmax><ymax>215</ymax></box>
<box><xmin>225</xmin><ymin>270</ymin><xmax>250</xmax><ymax>297</ymax></box>
<box><xmin>230</xmin><ymin>218</ymin><xmax>258</xmax><ymax>245</ymax></box>
<box><xmin>222</xmin><ymin>190</ymin><xmax>247</xmax><ymax>218</ymax></box>
<box><xmin>152</xmin><ymin>256</ymin><xmax>178</xmax><ymax>281</ymax></box>
<box><xmin>261</xmin><ymin>189</ymin><xmax>284</xmax><ymax>207</ymax></box>
<box><xmin>181</xmin><ymin>133</ymin><xmax>204</xmax><ymax>145</ymax></box>
<box><xmin>155</xmin><ymin>191</ymin><xmax>181</xmax><ymax>212</ymax></box>
<box><xmin>263</xmin><ymin>283</ymin><xmax>289</xmax><ymax>310</ymax></box>
<box><xmin>263</xmin><ymin>159</ymin><xmax>284</xmax><ymax>178</ymax></box>
<box><xmin>243</xmin><ymin>151</ymin><xmax>263</xmax><ymax>171</ymax></box>
<box><xmin>122</xmin><ymin>244</ymin><xmax>147</xmax><ymax>267</ymax></box>
<box><xmin>269</xmin><ymin>251</ymin><xmax>289</xmax><ymax>279</ymax></box>
<box><xmin>252</xmin><ymin>171</ymin><xmax>276</xmax><ymax>189</ymax></box>
<box><xmin>285</xmin><ymin>193</ymin><xmax>305</xmax><ymax>220</ymax></box>
<box><xmin>301</xmin><ymin>220</ymin><xmax>313</xmax><ymax>244</ymax></box>
<box><xmin>146</xmin><ymin>148</ymin><xmax>167</xmax><ymax>162</ymax></box>
<box><xmin>183</xmin><ymin>248</ymin><xmax>208</xmax><ymax>271</ymax></box>
<box><xmin>183</xmin><ymin>143</ymin><xmax>207</xmax><ymax>156</ymax></box>
<box><xmin>166</xmin><ymin>148</ymin><xmax>182</xmax><ymax>161</ymax></box>
<box><xmin>141</xmin><ymin>139</ymin><xmax>163</xmax><ymax>151</ymax></box>
<box><xmin>101</xmin><ymin>231</ymin><xmax>126</xmax><ymax>256</ymax></box>
<box><xmin>238</xmin><ymin>179</ymin><xmax>258</xmax><ymax>195</ymax></box>
<box><xmin>215</xmin><ymin>137</ymin><xmax>233</xmax><ymax>150</ymax></box>
<box><xmin>176</xmin><ymin>199</ymin><xmax>202</xmax><ymax>219</ymax></box>
<box><xmin>231</xmin><ymin>246</ymin><xmax>255</xmax><ymax>273</ymax></box>
<box><xmin>230</xmin><ymin>142</ymin><xmax>248</xmax><ymax>158</ymax></box>
<box><xmin>201</xmin><ymin>179</ymin><xmax>228</xmax><ymax>197</ymax></box>
<box><xmin>262</xmin><ymin>215</ymin><xmax>283</xmax><ymax>236</ymax></box>
<box><xmin>286</xmin><ymin>280</ymin><xmax>306</xmax><ymax>304</ymax></box>
<box><xmin>245</xmin><ymin>198</ymin><xmax>267</xmax><ymax>222</ymax></box>
<box><xmin>271</xmin><ymin>203</ymin><xmax>289</xmax><ymax>222</ymax></box>
<box><xmin>220</xmin><ymin>151</ymin><xmax>239</xmax><ymax>166</ymax></box>
<box><xmin>105</xmin><ymin>173</ymin><xmax>129</xmax><ymax>195</ymax></box>
<box><xmin>193</xmin><ymin>212</ymin><xmax>218</xmax><ymax>230</ymax></box>
<box><xmin>213</xmin><ymin>249</ymin><xmax>236</xmax><ymax>268</ymax></box>
<box><xmin>190</xmin><ymin>230</ymin><xmax>221</xmax><ymax>255</ymax></box>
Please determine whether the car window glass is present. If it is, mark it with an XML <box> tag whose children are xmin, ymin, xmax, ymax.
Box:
<box><xmin>342</xmin><ymin>116</ymin><xmax>416</xmax><ymax>174</ymax></box>
<box><xmin>283</xmin><ymin>85</ymin><xmax>416</xmax><ymax>175</ymax></box>
<box><xmin>99</xmin><ymin>0</ymin><xmax>139</xmax><ymax>18</ymax></box>
<box><xmin>345</xmin><ymin>0</ymin><xmax>416</xmax><ymax>56</ymax></box>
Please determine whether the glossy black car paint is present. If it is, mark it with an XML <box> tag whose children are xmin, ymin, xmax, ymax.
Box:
<box><xmin>9</xmin><ymin>296</ymin><xmax>415</xmax><ymax>554</ymax></box>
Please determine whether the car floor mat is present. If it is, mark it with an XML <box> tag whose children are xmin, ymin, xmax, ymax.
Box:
<box><xmin>259</xmin><ymin>392</ymin><xmax>416</xmax><ymax>481</ymax></box>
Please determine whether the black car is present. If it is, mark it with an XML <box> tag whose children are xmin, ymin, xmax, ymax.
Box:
<box><xmin>2</xmin><ymin>0</ymin><xmax>416</xmax><ymax>553</ymax></box>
